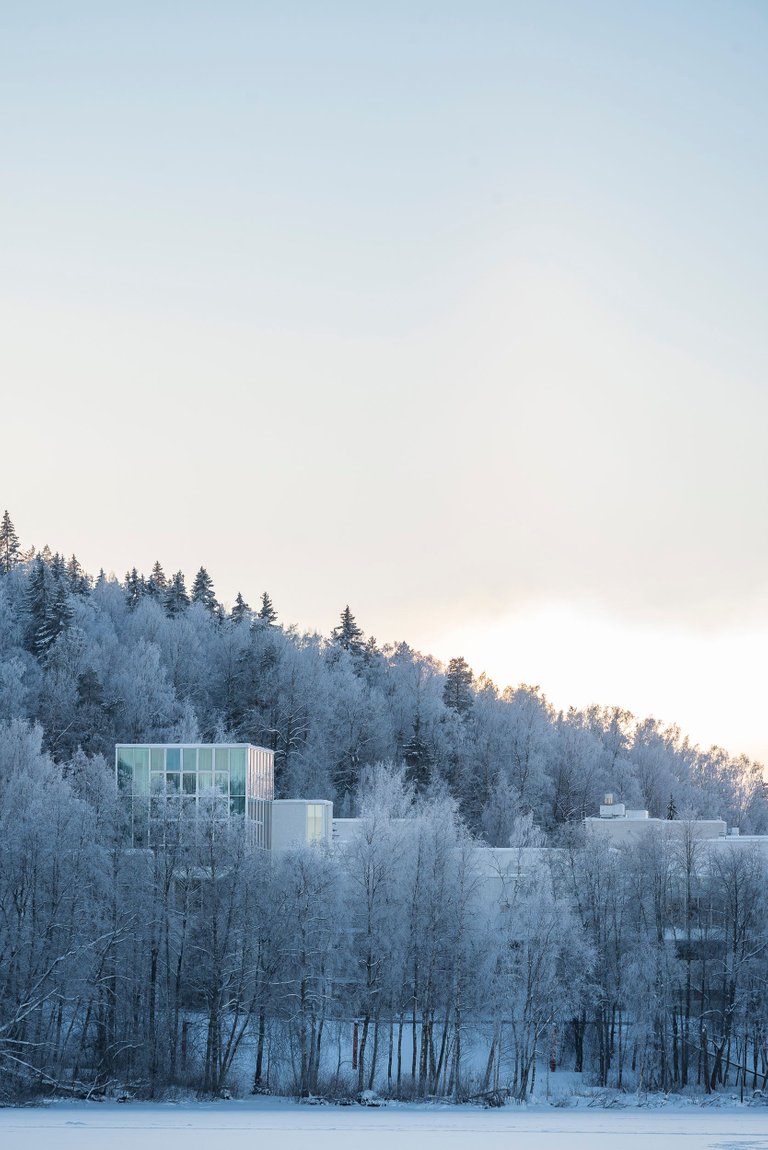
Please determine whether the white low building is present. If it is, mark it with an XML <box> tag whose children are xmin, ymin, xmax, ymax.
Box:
<box><xmin>272</xmin><ymin>799</ymin><xmax>333</xmax><ymax>852</ymax></box>
<box><xmin>584</xmin><ymin>793</ymin><xmax>726</xmax><ymax>844</ymax></box>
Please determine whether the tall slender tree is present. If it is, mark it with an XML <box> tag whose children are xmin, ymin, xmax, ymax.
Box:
<box><xmin>257</xmin><ymin>591</ymin><xmax>278</xmax><ymax>627</ymax></box>
<box><xmin>165</xmin><ymin>571</ymin><xmax>190</xmax><ymax>617</ymax></box>
<box><xmin>332</xmin><ymin>605</ymin><xmax>365</xmax><ymax>655</ymax></box>
<box><xmin>442</xmin><ymin>656</ymin><xmax>474</xmax><ymax>717</ymax></box>
<box><xmin>191</xmin><ymin>567</ymin><xmax>218</xmax><ymax>613</ymax></box>
<box><xmin>230</xmin><ymin>592</ymin><xmax>251</xmax><ymax>624</ymax></box>
<box><xmin>0</xmin><ymin>510</ymin><xmax>20</xmax><ymax>574</ymax></box>
<box><xmin>146</xmin><ymin>560</ymin><xmax>168</xmax><ymax>599</ymax></box>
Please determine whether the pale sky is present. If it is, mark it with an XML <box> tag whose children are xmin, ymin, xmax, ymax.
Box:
<box><xmin>2</xmin><ymin>2</ymin><xmax>767</xmax><ymax>762</ymax></box>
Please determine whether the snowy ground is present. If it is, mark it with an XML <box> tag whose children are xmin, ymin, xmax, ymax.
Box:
<box><xmin>2</xmin><ymin>1098</ymin><xmax>768</xmax><ymax>1150</ymax></box>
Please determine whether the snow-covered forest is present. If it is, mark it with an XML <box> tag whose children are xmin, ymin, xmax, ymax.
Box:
<box><xmin>1</xmin><ymin>511</ymin><xmax>768</xmax><ymax>1102</ymax></box>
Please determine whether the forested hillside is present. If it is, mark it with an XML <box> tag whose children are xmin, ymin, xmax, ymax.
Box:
<box><xmin>0</xmin><ymin>511</ymin><xmax>765</xmax><ymax>834</ymax></box>
<box><xmin>2</xmin><ymin>510</ymin><xmax>768</xmax><ymax>1103</ymax></box>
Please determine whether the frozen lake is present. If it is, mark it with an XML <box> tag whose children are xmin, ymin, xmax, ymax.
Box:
<box><xmin>1</xmin><ymin>1099</ymin><xmax>767</xmax><ymax>1150</ymax></box>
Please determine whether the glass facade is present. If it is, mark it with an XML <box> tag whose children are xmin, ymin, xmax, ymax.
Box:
<box><xmin>116</xmin><ymin>743</ymin><xmax>274</xmax><ymax>849</ymax></box>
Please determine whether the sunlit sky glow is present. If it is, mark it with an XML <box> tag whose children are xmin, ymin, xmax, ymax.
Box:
<box><xmin>2</xmin><ymin>2</ymin><xmax>767</xmax><ymax>762</ymax></box>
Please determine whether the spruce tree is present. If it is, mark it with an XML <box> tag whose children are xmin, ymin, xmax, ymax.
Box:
<box><xmin>404</xmin><ymin>712</ymin><xmax>432</xmax><ymax>792</ymax></box>
<box><xmin>257</xmin><ymin>591</ymin><xmax>278</xmax><ymax>627</ymax></box>
<box><xmin>443</xmin><ymin>656</ymin><xmax>475</xmax><ymax>717</ymax></box>
<box><xmin>66</xmin><ymin>554</ymin><xmax>90</xmax><ymax>595</ymax></box>
<box><xmin>146</xmin><ymin>560</ymin><xmax>167</xmax><ymax>599</ymax></box>
<box><xmin>0</xmin><ymin>510</ymin><xmax>20</xmax><ymax>574</ymax></box>
<box><xmin>50</xmin><ymin>551</ymin><xmax>66</xmax><ymax>580</ymax></box>
<box><xmin>165</xmin><ymin>570</ymin><xmax>190</xmax><ymax>617</ymax></box>
<box><xmin>124</xmin><ymin>567</ymin><xmax>144</xmax><ymax>609</ymax></box>
<box><xmin>331</xmin><ymin>605</ymin><xmax>364</xmax><ymax>655</ymax></box>
<box><xmin>191</xmin><ymin>566</ymin><xmax>218</xmax><ymax>612</ymax></box>
<box><xmin>230</xmin><ymin>592</ymin><xmax>251</xmax><ymax>624</ymax></box>
<box><xmin>25</xmin><ymin>555</ymin><xmax>73</xmax><ymax>657</ymax></box>
<box><xmin>666</xmin><ymin>794</ymin><xmax>678</xmax><ymax>820</ymax></box>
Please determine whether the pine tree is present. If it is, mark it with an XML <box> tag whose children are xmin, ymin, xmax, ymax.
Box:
<box><xmin>165</xmin><ymin>570</ymin><xmax>190</xmax><ymax>617</ymax></box>
<box><xmin>25</xmin><ymin>555</ymin><xmax>73</xmax><ymax>657</ymax></box>
<box><xmin>257</xmin><ymin>591</ymin><xmax>278</xmax><ymax>627</ymax></box>
<box><xmin>124</xmin><ymin>567</ymin><xmax>144</xmax><ymax>609</ymax></box>
<box><xmin>66</xmin><ymin>553</ymin><xmax>90</xmax><ymax>595</ymax></box>
<box><xmin>443</xmin><ymin>656</ymin><xmax>475</xmax><ymax>717</ymax></box>
<box><xmin>0</xmin><ymin>510</ymin><xmax>20</xmax><ymax>574</ymax></box>
<box><xmin>191</xmin><ymin>566</ymin><xmax>218</xmax><ymax>612</ymax></box>
<box><xmin>404</xmin><ymin>711</ymin><xmax>432</xmax><ymax>792</ymax></box>
<box><xmin>331</xmin><ymin>605</ymin><xmax>364</xmax><ymax>655</ymax></box>
<box><xmin>230</xmin><ymin>592</ymin><xmax>251</xmax><ymax>624</ymax></box>
<box><xmin>146</xmin><ymin>560</ymin><xmax>167</xmax><ymax>599</ymax></box>
<box><xmin>77</xmin><ymin>666</ymin><xmax>103</xmax><ymax>707</ymax></box>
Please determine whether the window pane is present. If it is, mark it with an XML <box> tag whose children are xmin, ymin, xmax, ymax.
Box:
<box><xmin>215</xmin><ymin>771</ymin><xmax>228</xmax><ymax>794</ymax></box>
<box><xmin>133</xmin><ymin>757</ymin><xmax>149</xmax><ymax>795</ymax></box>
<box><xmin>198</xmin><ymin>771</ymin><xmax>212</xmax><ymax>792</ymax></box>
<box><xmin>151</xmin><ymin>747</ymin><xmax>164</xmax><ymax>771</ymax></box>
<box><xmin>183</xmin><ymin>772</ymin><xmax>197</xmax><ymax>795</ymax></box>
<box><xmin>117</xmin><ymin>750</ymin><xmax>133</xmax><ymax>790</ymax></box>
<box><xmin>151</xmin><ymin>773</ymin><xmax>165</xmax><ymax>794</ymax></box>
<box><xmin>183</xmin><ymin>748</ymin><xmax>197</xmax><ymax>771</ymax></box>
<box><xmin>166</xmin><ymin>772</ymin><xmax>180</xmax><ymax>792</ymax></box>
<box><xmin>166</xmin><ymin>747</ymin><xmax>181</xmax><ymax>771</ymax></box>
<box><xmin>215</xmin><ymin>747</ymin><xmax>229</xmax><ymax>772</ymax></box>
<box><xmin>198</xmin><ymin>747</ymin><xmax>212</xmax><ymax>770</ymax></box>
<box><xmin>230</xmin><ymin>796</ymin><xmax>245</xmax><ymax>816</ymax></box>
<box><xmin>230</xmin><ymin>748</ymin><xmax>246</xmax><ymax>796</ymax></box>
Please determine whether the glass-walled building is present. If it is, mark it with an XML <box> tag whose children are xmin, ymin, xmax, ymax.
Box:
<box><xmin>116</xmin><ymin>743</ymin><xmax>274</xmax><ymax>849</ymax></box>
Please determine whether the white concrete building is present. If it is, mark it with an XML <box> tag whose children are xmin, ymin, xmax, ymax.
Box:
<box><xmin>584</xmin><ymin>793</ymin><xmax>726</xmax><ymax>844</ymax></box>
<box><xmin>272</xmin><ymin>799</ymin><xmax>333</xmax><ymax>852</ymax></box>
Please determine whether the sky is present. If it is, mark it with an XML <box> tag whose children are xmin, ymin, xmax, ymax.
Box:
<box><xmin>2</xmin><ymin>2</ymin><xmax>767</xmax><ymax>762</ymax></box>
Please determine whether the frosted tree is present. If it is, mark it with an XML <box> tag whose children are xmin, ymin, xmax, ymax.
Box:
<box><xmin>442</xmin><ymin>656</ymin><xmax>474</xmax><ymax>717</ymax></box>
<box><xmin>0</xmin><ymin>510</ymin><xmax>21</xmax><ymax>574</ymax></box>
<box><xmin>146</xmin><ymin>560</ymin><xmax>167</xmax><ymax>599</ymax></box>
<box><xmin>124</xmin><ymin>567</ymin><xmax>144</xmax><ymax>609</ymax></box>
<box><xmin>331</xmin><ymin>604</ymin><xmax>364</xmax><ymax>655</ymax></box>
<box><xmin>164</xmin><ymin>570</ymin><xmax>190</xmax><ymax>617</ymax></box>
<box><xmin>230</xmin><ymin>591</ymin><xmax>251</xmax><ymax>624</ymax></box>
<box><xmin>257</xmin><ymin>591</ymin><xmax>277</xmax><ymax>626</ymax></box>
<box><xmin>191</xmin><ymin>566</ymin><xmax>218</xmax><ymax>613</ymax></box>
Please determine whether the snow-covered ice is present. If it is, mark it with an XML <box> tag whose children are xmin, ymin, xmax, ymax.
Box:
<box><xmin>1</xmin><ymin>1099</ymin><xmax>767</xmax><ymax>1150</ymax></box>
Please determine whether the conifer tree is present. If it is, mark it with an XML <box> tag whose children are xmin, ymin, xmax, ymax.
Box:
<box><xmin>25</xmin><ymin>555</ymin><xmax>73</xmax><ymax>657</ymax></box>
<box><xmin>66</xmin><ymin>554</ymin><xmax>90</xmax><ymax>595</ymax></box>
<box><xmin>124</xmin><ymin>567</ymin><xmax>144</xmax><ymax>609</ymax></box>
<box><xmin>257</xmin><ymin>591</ymin><xmax>278</xmax><ymax>627</ymax></box>
<box><xmin>146</xmin><ymin>560</ymin><xmax>167</xmax><ymax>599</ymax></box>
<box><xmin>0</xmin><ymin>510</ymin><xmax>20</xmax><ymax>574</ymax></box>
<box><xmin>404</xmin><ymin>711</ymin><xmax>432</xmax><ymax>791</ymax></box>
<box><xmin>191</xmin><ymin>566</ymin><xmax>218</xmax><ymax>612</ymax></box>
<box><xmin>443</xmin><ymin>656</ymin><xmax>475</xmax><ymax>717</ymax></box>
<box><xmin>331</xmin><ymin>605</ymin><xmax>364</xmax><ymax>655</ymax></box>
<box><xmin>230</xmin><ymin>592</ymin><xmax>251</xmax><ymax>624</ymax></box>
<box><xmin>666</xmin><ymin>794</ymin><xmax>678</xmax><ymax>820</ymax></box>
<box><xmin>51</xmin><ymin>551</ymin><xmax>67</xmax><ymax>580</ymax></box>
<box><xmin>165</xmin><ymin>570</ymin><xmax>190</xmax><ymax>617</ymax></box>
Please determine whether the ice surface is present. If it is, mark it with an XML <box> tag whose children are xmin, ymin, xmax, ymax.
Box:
<box><xmin>1</xmin><ymin>1099</ymin><xmax>767</xmax><ymax>1150</ymax></box>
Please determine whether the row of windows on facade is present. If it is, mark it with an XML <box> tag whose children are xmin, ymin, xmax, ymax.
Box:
<box><xmin>124</xmin><ymin>795</ymin><xmax>273</xmax><ymax>849</ymax></box>
<box><xmin>116</xmin><ymin>745</ymin><xmax>273</xmax><ymax>800</ymax></box>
